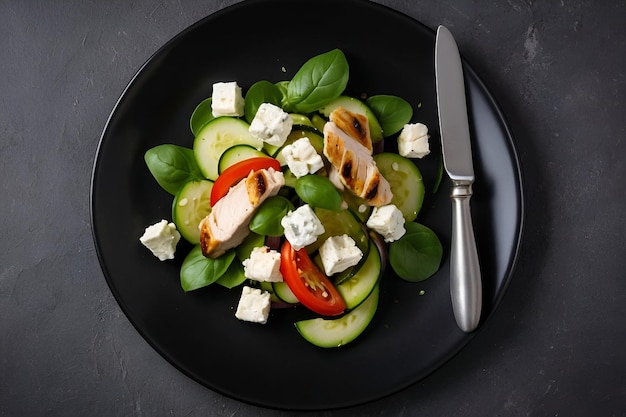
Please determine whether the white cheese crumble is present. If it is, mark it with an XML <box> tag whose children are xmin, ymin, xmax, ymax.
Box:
<box><xmin>211</xmin><ymin>81</ymin><xmax>245</xmax><ymax>117</ymax></box>
<box><xmin>235</xmin><ymin>286</ymin><xmax>272</xmax><ymax>324</ymax></box>
<box><xmin>139</xmin><ymin>219</ymin><xmax>181</xmax><ymax>261</ymax></box>
<box><xmin>242</xmin><ymin>246</ymin><xmax>283</xmax><ymax>283</ymax></box>
<box><xmin>249</xmin><ymin>102</ymin><xmax>293</xmax><ymax>147</ymax></box>
<box><xmin>319</xmin><ymin>234</ymin><xmax>363</xmax><ymax>276</ymax></box>
<box><xmin>280</xmin><ymin>204</ymin><xmax>325</xmax><ymax>250</ymax></box>
<box><xmin>366</xmin><ymin>204</ymin><xmax>406</xmax><ymax>242</ymax></box>
<box><xmin>280</xmin><ymin>136</ymin><xmax>324</xmax><ymax>178</ymax></box>
<box><xmin>397</xmin><ymin>123</ymin><xmax>430</xmax><ymax>159</ymax></box>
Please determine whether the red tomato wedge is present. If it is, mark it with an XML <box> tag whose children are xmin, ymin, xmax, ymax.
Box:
<box><xmin>210</xmin><ymin>157</ymin><xmax>281</xmax><ymax>206</ymax></box>
<box><xmin>280</xmin><ymin>240</ymin><xmax>346</xmax><ymax>316</ymax></box>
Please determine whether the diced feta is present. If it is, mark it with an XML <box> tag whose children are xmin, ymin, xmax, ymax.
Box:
<box><xmin>235</xmin><ymin>286</ymin><xmax>272</xmax><ymax>324</ymax></box>
<box><xmin>280</xmin><ymin>204</ymin><xmax>325</xmax><ymax>250</ymax></box>
<box><xmin>319</xmin><ymin>234</ymin><xmax>363</xmax><ymax>276</ymax></box>
<box><xmin>366</xmin><ymin>204</ymin><xmax>406</xmax><ymax>242</ymax></box>
<box><xmin>139</xmin><ymin>219</ymin><xmax>181</xmax><ymax>261</ymax></box>
<box><xmin>280</xmin><ymin>136</ymin><xmax>324</xmax><ymax>178</ymax></box>
<box><xmin>398</xmin><ymin>123</ymin><xmax>430</xmax><ymax>158</ymax></box>
<box><xmin>249</xmin><ymin>103</ymin><xmax>293</xmax><ymax>147</ymax></box>
<box><xmin>242</xmin><ymin>246</ymin><xmax>283</xmax><ymax>283</ymax></box>
<box><xmin>211</xmin><ymin>81</ymin><xmax>245</xmax><ymax>117</ymax></box>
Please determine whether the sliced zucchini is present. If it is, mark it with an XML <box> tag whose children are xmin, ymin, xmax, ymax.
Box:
<box><xmin>172</xmin><ymin>179</ymin><xmax>213</xmax><ymax>244</ymax></box>
<box><xmin>319</xmin><ymin>95</ymin><xmax>384</xmax><ymax>143</ymax></box>
<box><xmin>259</xmin><ymin>281</ymin><xmax>281</xmax><ymax>303</ymax></box>
<box><xmin>336</xmin><ymin>240</ymin><xmax>381</xmax><ymax>309</ymax></box>
<box><xmin>374</xmin><ymin>152</ymin><xmax>425</xmax><ymax>222</ymax></box>
<box><xmin>295</xmin><ymin>284</ymin><xmax>379</xmax><ymax>348</ymax></box>
<box><xmin>310</xmin><ymin>113</ymin><xmax>327</xmax><ymax>132</ymax></box>
<box><xmin>309</xmin><ymin>207</ymin><xmax>368</xmax><ymax>255</ymax></box>
<box><xmin>273</xmin><ymin>281</ymin><xmax>299</xmax><ymax>304</ymax></box>
<box><xmin>289</xmin><ymin>113</ymin><xmax>314</xmax><ymax>128</ymax></box>
<box><xmin>218</xmin><ymin>144</ymin><xmax>269</xmax><ymax>174</ymax></box>
<box><xmin>341</xmin><ymin>189</ymin><xmax>372</xmax><ymax>222</ymax></box>
<box><xmin>193</xmin><ymin>117</ymin><xmax>262</xmax><ymax>180</ymax></box>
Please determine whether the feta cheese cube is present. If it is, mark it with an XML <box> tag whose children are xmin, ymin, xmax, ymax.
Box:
<box><xmin>211</xmin><ymin>81</ymin><xmax>245</xmax><ymax>117</ymax></box>
<box><xmin>319</xmin><ymin>234</ymin><xmax>363</xmax><ymax>276</ymax></box>
<box><xmin>139</xmin><ymin>219</ymin><xmax>181</xmax><ymax>261</ymax></box>
<box><xmin>398</xmin><ymin>123</ymin><xmax>430</xmax><ymax>158</ymax></box>
<box><xmin>280</xmin><ymin>204</ymin><xmax>325</xmax><ymax>250</ymax></box>
<box><xmin>242</xmin><ymin>246</ymin><xmax>283</xmax><ymax>282</ymax></box>
<box><xmin>235</xmin><ymin>286</ymin><xmax>272</xmax><ymax>324</ymax></box>
<box><xmin>249</xmin><ymin>103</ymin><xmax>293</xmax><ymax>147</ymax></box>
<box><xmin>366</xmin><ymin>205</ymin><xmax>406</xmax><ymax>242</ymax></box>
<box><xmin>280</xmin><ymin>136</ymin><xmax>324</xmax><ymax>177</ymax></box>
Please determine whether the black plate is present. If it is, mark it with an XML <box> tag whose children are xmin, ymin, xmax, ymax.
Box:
<box><xmin>91</xmin><ymin>0</ymin><xmax>523</xmax><ymax>411</ymax></box>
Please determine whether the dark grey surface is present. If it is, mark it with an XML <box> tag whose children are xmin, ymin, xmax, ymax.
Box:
<box><xmin>1</xmin><ymin>0</ymin><xmax>624</xmax><ymax>416</ymax></box>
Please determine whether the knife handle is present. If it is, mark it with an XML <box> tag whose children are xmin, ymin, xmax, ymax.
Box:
<box><xmin>449</xmin><ymin>182</ymin><xmax>482</xmax><ymax>332</ymax></box>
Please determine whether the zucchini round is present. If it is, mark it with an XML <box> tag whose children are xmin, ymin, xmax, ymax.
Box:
<box><xmin>309</xmin><ymin>207</ymin><xmax>369</xmax><ymax>255</ymax></box>
<box><xmin>193</xmin><ymin>117</ymin><xmax>262</xmax><ymax>180</ymax></box>
<box><xmin>218</xmin><ymin>144</ymin><xmax>269</xmax><ymax>174</ymax></box>
<box><xmin>374</xmin><ymin>152</ymin><xmax>425</xmax><ymax>222</ymax></box>
<box><xmin>336</xmin><ymin>240</ymin><xmax>381</xmax><ymax>309</ymax></box>
<box><xmin>172</xmin><ymin>179</ymin><xmax>213</xmax><ymax>244</ymax></box>
<box><xmin>295</xmin><ymin>284</ymin><xmax>379</xmax><ymax>348</ymax></box>
<box><xmin>273</xmin><ymin>281</ymin><xmax>299</xmax><ymax>304</ymax></box>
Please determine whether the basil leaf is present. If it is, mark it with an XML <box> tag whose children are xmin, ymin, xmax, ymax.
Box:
<box><xmin>180</xmin><ymin>245</ymin><xmax>236</xmax><ymax>292</ymax></box>
<box><xmin>235</xmin><ymin>231</ymin><xmax>265</xmax><ymax>261</ymax></box>
<box><xmin>295</xmin><ymin>175</ymin><xmax>342</xmax><ymax>211</ymax></box>
<box><xmin>249</xmin><ymin>196</ymin><xmax>294</xmax><ymax>236</ymax></box>
<box><xmin>215</xmin><ymin>260</ymin><xmax>247</xmax><ymax>289</ymax></box>
<box><xmin>275</xmin><ymin>81</ymin><xmax>290</xmax><ymax>111</ymax></box>
<box><xmin>287</xmin><ymin>49</ymin><xmax>349</xmax><ymax>113</ymax></box>
<box><xmin>366</xmin><ymin>95</ymin><xmax>413</xmax><ymax>136</ymax></box>
<box><xmin>144</xmin><ymin>144</ymin><xmax>203</xmax><ymax>195</ymax></box>
<box><xmin>190</xmin><ymin>97</ymin><xmax>215</xmax><ymax>136</ymax></box>
<box><xmin>389</xmin><ymin>222</ymin><xmax>443</xmax><ymax>282</ymax></box>
<box><xmin>244</xmin><ymin>80</ymin><xmax>283</xmax><ymax>123</ymax></box>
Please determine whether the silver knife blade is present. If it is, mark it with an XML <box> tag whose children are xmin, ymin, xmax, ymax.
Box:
<box><xmin>435</xmin><ymin>25</ymin><xmax>482</xmax><ymax>332</ymax></box>
<box><xmin>435</xmin><ymin>25</ymin><xmax>474</xmax><ymax>182</ymax></box>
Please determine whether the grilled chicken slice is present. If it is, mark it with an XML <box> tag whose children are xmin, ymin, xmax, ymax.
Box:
<box><xmin>199</xmin><ymin>168</ymin><xmax>284</xmax><ymax>258</ymax></box>
<box><xmin>329</xmin><ymin>107</ymin><xmax>373</xmax><ymax>152</ymax></box>
<box><xmin>323</xmin><ymin>107</ymin><xmax>392</xmax><ymax>206</ymax></box>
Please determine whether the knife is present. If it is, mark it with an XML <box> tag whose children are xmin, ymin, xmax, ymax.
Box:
<box><xmin>435</xmin><ymin>25</ymin><xmax>482</xmax><ymax>333</ymax></box>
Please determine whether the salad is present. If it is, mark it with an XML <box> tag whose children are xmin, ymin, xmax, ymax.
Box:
<box><xmin>141</xmin><ymin>49</ymin><xmax>443</xmax><ymax>348</ymax></box>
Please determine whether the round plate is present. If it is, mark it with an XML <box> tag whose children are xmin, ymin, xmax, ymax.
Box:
<box><xmin>91</xmin><ymin>0</ymin><xmax>523</xmax><ymax>410</ymax></box>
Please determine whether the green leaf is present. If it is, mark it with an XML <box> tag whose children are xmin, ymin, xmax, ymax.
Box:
<box><xmin>215</xmin><ymin>261</ymin><xmax>247</xmax><ymax>289</ymax></box>
<box><xmin>389</xmin><ymin>222</ymin><xmax>443</xmax><ymax>282</ymax></box>
<box><xmin>287</xmin><ymin>49</ymin><xmax>349</xmax><ymax>113</ymax></box>
<box><xmin>244</xmin><ymin>80</ymin><xmax>283</xmax><ymax>123</ymax></box>
<box><xmin>235</xmin><ymin>232</ymin><xmax>265</xmax><ymax>261</ymax></box>
<box><xmin>366</xmin><ymin>95</ymin><xmax>413</xmax><ymax>136</ymax></box>
<box><xmin>190</xmin><ymin>97</ymin><xmax>215</xmax><ymax>136</ymax></box>
<box><xmin>295</xmin><ymin>175</ymin><xmax>343</xmax><ymax>211</ymax></box>
<box><xmin>249</xmin><ymin>196</ymin><xmax>294</xmax><ymax>236</ymax></box>
<box><xmin>144</xmin><ymin>144</ymin><xmax>203</xmax><ymax>195</ymax></box>
<box><xmin>180</xmin><ymin>246</ymin><xmax>236</xmax><ymax>291</ymax></box>
<box><xmin>275</xmin><ymin>81</ymin><xmax>290</xmax><ymax>110</ymax></box>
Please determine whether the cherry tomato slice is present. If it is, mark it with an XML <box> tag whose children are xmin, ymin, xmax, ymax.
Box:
<box><xmin>280</xmin><ymin>240</ymin><xmax>346</xmax><ymax>316</ymax></box>
<box><xmin>210</xmin><ymin>157</ymin><xmax>280</xmax><ymax>206</ymax></box>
